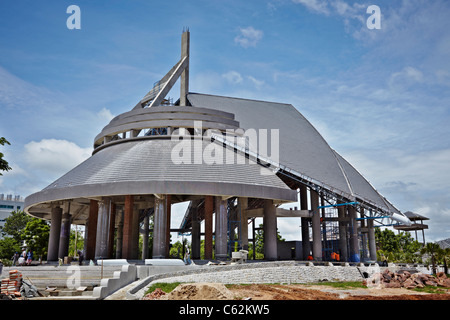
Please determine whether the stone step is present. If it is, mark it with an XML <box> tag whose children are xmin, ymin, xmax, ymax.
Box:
<box><xmin>1</xmin><ymin>265</ymin><xmax>124</xmax><ymax>289</ymax></box>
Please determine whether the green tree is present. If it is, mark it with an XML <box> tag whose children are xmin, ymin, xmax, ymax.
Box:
<box><xmin>420</xmin><ymin>242</ymin><xmax>441</xmax><ymax>275</ymax></box>
<box><xmin>0</xmin><ymin>237</ymin><xmax>21</xmax><ymax>263</ymax></box>
<box><xmin>253</xmin><ymin>224</ymin><xmax>285</xmax><ymax>259</ymax></box>
<box><xmin>0</xmin><ymin>137</ymin><xmax>12</xmax><ymax>175</ymax></box>
<box><xmin>22</xmin><ymin>218</ymin><xmax>50</xmax><ymax>263</ymax></box>
<box><xmin>375</xmin><ymin>228</ymin><xmax>398</xmax><ymax>252</ymax></box>
<box><xmin>375</xmin><ymin>228</ymin><xmax>421</xmax><ymax>263</ymax></box>
<box><xmin>437</xmin><ymin>247</ymin><xmax>450</xmax><ymax>275</ymax></box>
<box><xmin>0</xmin><ymin>210</ymin><xmax>33</xmax><ymax>242</ymax></box>
<box><xmin>68</xmin><ymin>227</ymin><xmax>84</xmax><ymax>257</ymax></box>
<box><xmin>169</xmin><ymin>240</ymin><xmax>185</xmax><ymax>259</ymax></box>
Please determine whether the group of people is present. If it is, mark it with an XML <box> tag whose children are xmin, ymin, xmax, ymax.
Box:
<box><xmin>11</xmin><ymin>249</ymin><xmax>33</xmax><ymax>266</ymax></box>
<box><xmin>306</xmin><ymin>251</ymin><xmax>341</xmax><ymax>261</ymax></box>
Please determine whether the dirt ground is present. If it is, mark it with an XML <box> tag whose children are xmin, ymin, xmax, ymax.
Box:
<box><xmin>142</xmin><ymin>282</ymin><xmax>450</xmax><ymax>301</ymax></box>
<box><xmin>226</xmin><ymin>283</ymin><xmax>450</xmax><ymax>300</ymax></box>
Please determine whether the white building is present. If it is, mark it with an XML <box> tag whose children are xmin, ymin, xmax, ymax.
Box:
<box><xmin>0</xmin><ymin>194</ymin><xmax>24</xmax><ymax>239</ymax></box>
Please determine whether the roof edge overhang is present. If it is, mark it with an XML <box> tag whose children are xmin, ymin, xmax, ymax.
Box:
<box><xmin>24</xmin><ymin>179</ymin><xmax>297</xmax><ymax>218</ymax></box>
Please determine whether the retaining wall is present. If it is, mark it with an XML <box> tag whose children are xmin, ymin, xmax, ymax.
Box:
<box><xmin>127</xmin><ymin>261</ymin><xmax>431</xmax><ymax>300</ymax></box>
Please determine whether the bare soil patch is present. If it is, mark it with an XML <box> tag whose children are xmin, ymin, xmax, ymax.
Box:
<box><xmin>227</xmin><ymin>283</ymin><xmax>450</xmax><ymax>300</ymax></box>
<box><xmin>143</xmin><ymin>282</ymin><xmax>450</xmax><ymax>301</ymax></box>
<box><xmin>153</xmin><ymin>283</ymin><xmax>235</xmax><ymax>300</ymax></box>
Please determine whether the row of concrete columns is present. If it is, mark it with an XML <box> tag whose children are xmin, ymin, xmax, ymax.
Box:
<box><xmin>189</xmin><ymin>196</ymin><xmax>279</xmax><ymax>261</ymax></box>
<box><xmin>298</xmin><ymin>185</ymin><xmax>377</xmax><ymax>262</ymax></box>
<box><xmin>47</xmin><ymin>205</ymin><xmax>72</xmax><ymax>262</ymax></box>
<box><xmin>47</xmin><ymin>188</ymin><xmax>377</xmax><ymax>262</ymax></box>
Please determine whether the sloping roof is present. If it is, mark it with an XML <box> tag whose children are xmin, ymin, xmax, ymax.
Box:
<box><xmin>403</xmin><ymin>211</ymin><xmax>430</xmax><ymax>221</ymax></box>
<box><xmin>24</xmin><ymin>138</ymin><xmax>296</xmax><ymax>214</ymax></box>
<box><xmin>187</xmin><ymin>93</ymin><xmax>401</xmax><ymax>214</ymax></box>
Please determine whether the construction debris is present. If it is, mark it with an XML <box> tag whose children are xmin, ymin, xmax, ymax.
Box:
<box><xmin>20</xmin><ymin>280</ymin><xmax>39</xmax><ymax>298</ymax></box>
<box><xmin>142</xmin><ymin>288</ymin><xmax>166</xmax><ymax>300</ymax></box>
<box><xmin>365</xmin><ymin>269</ymin><xmax>450</xmax><ymax>289</ymax></box>
<box><xmin>1</xmin><ymin>270</ymin><xmax>40</xmax><ymax>299</ymax></box>
<box><xmin>1</xmin><ymin>270</ymin><xmax>22</xmax><ymax>297</ymax></box>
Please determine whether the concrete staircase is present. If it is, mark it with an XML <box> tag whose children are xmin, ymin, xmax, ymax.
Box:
<box><xmin>1</xmin><ymin>264</ymin><xmax>123</xmax><ymax>299</ymax></box>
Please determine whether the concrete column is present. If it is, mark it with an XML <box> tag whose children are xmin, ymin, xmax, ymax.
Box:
<box><xmin>320</xmin><ymin>195</ymin><xmax>328</xmax><ymax>260</ymax></box>
<box><xmin>180</xmin><ymin>30</ymin><xmax>190</xmax><ymax>106</ymax></box>
<box><xmin>142</xmin><ymin>214</ymin><xmax>150</xmax><ymax>260</ymax></box>
<box><xmin>95</xmin><ymin>199</ymin><xmax>111</xmax><ymax>260</ymax></box>
<box><xmin>238</xmin><ymin>197</ymin><xmax>248</xmax><ymax>251</ymax></box>
<box><xmin>348</xmin><ymin>205</ymin><xmax>360</xmax><ymax>262</ymax></box>
<box><xmin>191</xmin><ymin>206</ymin><xmax>200</xmax><ymax>259</ymax></box>
<box><xmin>215</xmin><ymin>197</ymin><xmax>228</xmax><ymax>260</ymax></box>
<box><xmin>47</xmin><ymin>206</ymin><xmax>62</xmax><ymax>261</ymax></box>
<box><xmin>122</xmin><ymin>195</ymin><xmax>134</xmax><ymax>259</ymax></box>
<box><xmin>299</xmin><ymin>185</ymin><xmax>311</xmax><ymax>260</ymax></box>
<box><xmin>153</xmin><ymin>195</ymin><xmax>167</xmax><ymax>259</ymax></box>
<box><xmin>83</xmin><ymin>220</ymin><xmax>88</xmax><ymax>259</ymax></box>
<box><xmin>359</xmin><ymin>208</ymin><xmax>368</xmax><ymax>261</ymax></box>
<box><xmin>338</xmin><ymin>204</ymin><xmax>348</xmax><ymax>262</ymax></box>
<box><xmin>368</xmin><ymin>219</ymin><xmax>377</xmax><ymax>261</ymax></box>
<box><xmin>58</xmin><ymin>203</ymin><xmax>71</xmax><ymax>260</ymax></box>
<box><xmin>263</xmin><ymin>199</ymin><xmax>277</xmax><ymax>260</ymax></box>
<box><xmin>131</xmin><ymin>206</ymin><xmax>139</xmax><ymax>259</ymax></box>
<box><xmin>165</xmin><ymin>195</ymin><xmax>172</xmax><ymax>257</ymax></box>
<box><xmin>310</xmin><ymin>190</ymin><xmax>322</xmax><ymax>261</ymax></box>
<box><xmin>108</xmin><ymin>203</ymin><xmax>116</xmax><ymax>259</ymax></box>
<box><xmin>204</xmin><ymin>196</ymin><xmax>213</xmax><ymax>260</ymax></box>
<box><xmin>85</xmin><ymin>200</ymin><xmax>98</xmax><ymax>261</ymax></box>
<box><xmin>115</xmin><ymin>210</ymin><xmax>123</xmax><ymax>259</ymax></box>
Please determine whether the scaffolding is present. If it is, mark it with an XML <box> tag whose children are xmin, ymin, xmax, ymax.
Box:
<box><xmin>320</xmin><ymin>204</ymin><xmax>341</xmax><ymax>261</ymax></box>
<box><xmin>318</xmin><ymin>200</ymin><xmax>359</xmax><ymax>262</ymax></box>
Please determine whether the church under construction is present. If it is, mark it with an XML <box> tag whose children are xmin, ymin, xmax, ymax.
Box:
<box><xmin>24</xmin><ymin>31</ymin><xmax>412</xmax><ymax>263</ymax></box>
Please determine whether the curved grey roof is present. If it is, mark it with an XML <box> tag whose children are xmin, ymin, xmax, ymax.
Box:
<box><xmin>186</xmin><ymin>93</ymin><xmax>401</xmax><ymax>215</ymax></box>
<box><xmin>93</xmin><ymin>105</ymin><xmax>240</xmax><ymax>148</ymax></box>
<box><xmin>25</xmin><ymin>137</ymin><xmax>297</xmax><ymax>215</ymax></box>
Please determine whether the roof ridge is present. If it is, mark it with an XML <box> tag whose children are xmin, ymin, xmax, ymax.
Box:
<box><xmin>187</xmin><ymin>92</ymin><xmax>292</xmax><ymax>106</ymax></box>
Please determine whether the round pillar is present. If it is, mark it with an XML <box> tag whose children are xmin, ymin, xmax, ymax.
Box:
<box><xmin>47</xmin><ymin>207</ymin><xmax>62</xmax><ymax>261</ymax></box>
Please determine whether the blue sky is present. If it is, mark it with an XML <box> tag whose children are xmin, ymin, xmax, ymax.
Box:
<box><xmin>0</xmin><ymin>0</ymin><xmax>449</xmax><ymax>242</ymax></box>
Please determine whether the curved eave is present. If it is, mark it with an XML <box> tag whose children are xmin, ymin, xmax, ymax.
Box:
<box><xmin>25</xmin><ymin>138</ymin><xmax>297</xmax><ymax>219</ymax></box>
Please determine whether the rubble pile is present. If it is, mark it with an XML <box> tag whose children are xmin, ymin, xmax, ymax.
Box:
<box><xmin>366</xmin><ymin>269</ymin><xmax>450</xmax><ymax>289</ymax></box>
<box><xmin>142</xmin><ymin>288</ymin><xmax>166</xmax><ymax>300</ymax></box>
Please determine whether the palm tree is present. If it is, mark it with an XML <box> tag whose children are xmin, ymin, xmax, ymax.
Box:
<box><xmin>438</xmin><ymin>247</ymin><xmax>450</xmax><ymax>275</ymax></box>
<box><xmin>420</xmin><ymin>242</ymin><xmax>441</xmax><ymax>275</ymax></box>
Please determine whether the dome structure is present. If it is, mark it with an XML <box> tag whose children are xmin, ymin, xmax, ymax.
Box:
<box><xmin>24</xmin><ymin>30</ymin><xmax>410</xmax><ymax>263</ymax></box>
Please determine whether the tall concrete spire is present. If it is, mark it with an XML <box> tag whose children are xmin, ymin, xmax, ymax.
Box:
<box><xmin>134</xmin><ymin>29</ymin><xmax>190</xmax><ymax>109</ymax></box>
<box><xmin>180</xmin><ymin>29</ymin><xmax>190</xmax><ymax>106</ymax></box>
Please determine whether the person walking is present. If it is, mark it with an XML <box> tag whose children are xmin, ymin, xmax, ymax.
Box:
<box><xmin>26</xmin><ymin>250</ymin><xmax>33</xmax><ymax>266</ymax></box>
<box><xmin>11</xmin><ymin>252</ymin><xmax>19</xmax><ymax>266</ymax></box>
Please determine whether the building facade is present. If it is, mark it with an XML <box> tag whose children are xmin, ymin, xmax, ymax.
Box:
<box><xmin>24</xmin><ymin>31</ymin><xmax>412</xmax><ymax>263</ymax></box>
<box><xmin>0</xmin><ymin>194</ymin><xmax>24</xmax><ymax>239</ymax></box>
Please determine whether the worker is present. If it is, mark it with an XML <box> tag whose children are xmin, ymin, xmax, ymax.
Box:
<box><xmin>335</xmin><ymin>252</ymin><xmax>340</xmax><ymax>262</ymax></box>
<box><xmin>330</xmin><ymin>252</ymin><xmax>336</xmax><ymax>261</ymax></box>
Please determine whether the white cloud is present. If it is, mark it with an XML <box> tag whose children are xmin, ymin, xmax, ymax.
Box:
<box><xmin>222</xmin><ymin>71</ymin><xmax>243</xmax><ymax>84</ymax></box>
<box><xmin>24</xmin><ymin>139</ymin><xmax>91</xmax><ymax>176</ymax></box>
<box><xmin>247</xmin><ymin>76</ymin><xmax>265</xmax><ymax>89</ymax></box>
<box><xmin>292</xmin><ymin>0</ymin><xmax>375</xmax><ymax>40</ymax></box>
<box><xmin>389</xmin><ymin>66</ymin><xmax>424</xmax><ymax>89</ymax></box>
<box><xmin>97</xmin><ymin>107</ymin><xmax>114</xmax><ymax>122</ymax></box>
<box><xmin>234</xmin><ymin>26</ymin><xmax>263</xmax><ymax>48</ymax></box>
<box><xmin>292</xmin><ymin>0</ymin><xmax>330</xmax><ymax>15</ymax></box>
